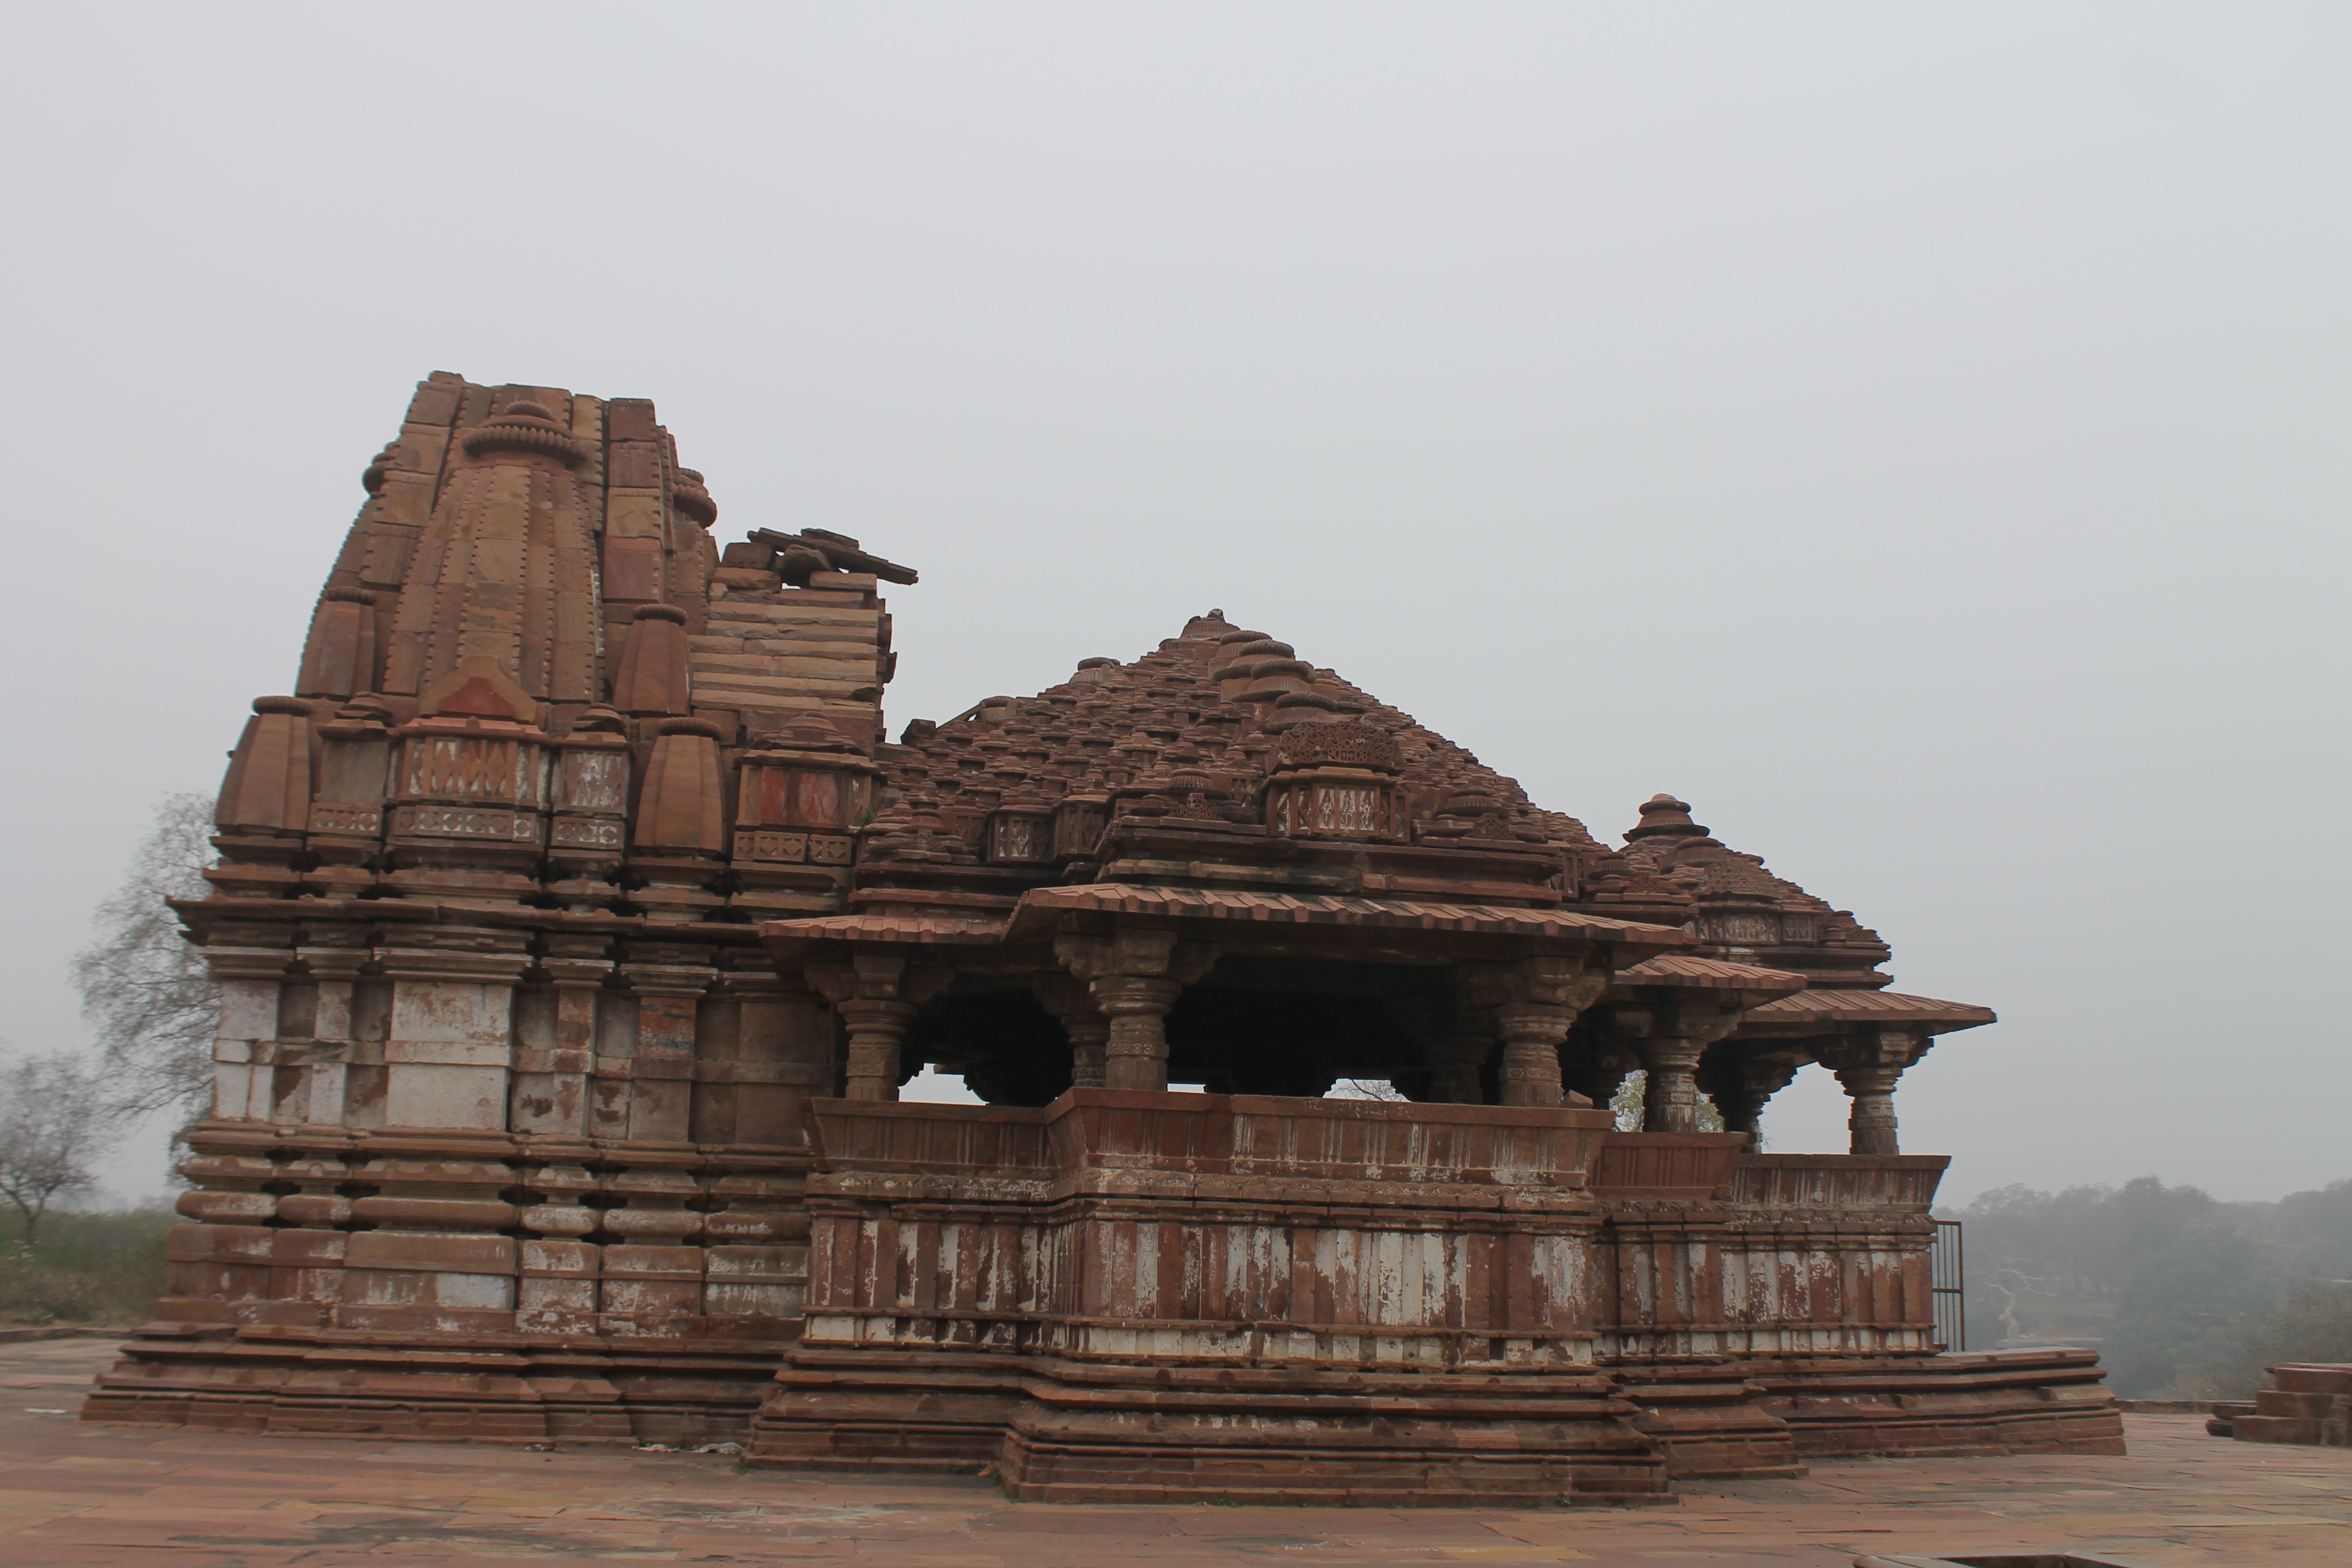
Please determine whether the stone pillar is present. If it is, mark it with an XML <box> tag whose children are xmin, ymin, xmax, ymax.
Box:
<box><xmin>1458</xmin><ymin>954</ymin><xmax>1607</xmax><ymax>1110</ymax></box>
<box><xmin>1034</xmin><ymin>973</ymin><xmax>1110</xmax><ymax>1090</ymax></box>
<box><xmin>840</xmin><ymin>997</ymin><xmax>918</xmax><ymax>1101</ymax></box>
<box><xmin>1054</xmin><ymin>927</ymin><xmax>1217</xmax><ymax>1095</ymax></box>
<box><xmin>1494</xmin><ymin>1004</ymin><xmax>1574</xmax><ymax>1107</ymax></box>
<box><xmin>296</xmin><ymin>939</ymin><xmax>371</xmax><ymax>1128</ymax></box>
<box><xmin>1824</xmin><ymin>1029</ymin><xmax>1927</xmax><ymax>1156</ymax></box>
<box><xmin>1698</xmin><ymin>1048</ymin><xmax>1805</xmax><ymax>1150</ymax></box>
<box><xmin>1559</xmin><ymin>1040</ymin><xmax>1638</xmax><ymax>1116</ymax></box>
<box><xmin>620</xmin><ymin>953</ymin><xmax>718</xmax><ymax>1142</ymax></box>
<box><xmin>1096</xmin><ymin>977</ymin><xmax>1185</xmax><ymax>1092</ymax></box>
<box><xmin>807</xmin><ymin>950</ymin><xmax>952</xmax><ymax>1102</ymax></box>
<box><xmin>519</xmin><ymin>938</ymin><xmax>611</xmax><ymax>1137</ymax></box>
<box><xmin>203</xmin><ymin>938</ymin><xmax>296</xmax><ymax>1124</ymax></box>
<box><xmin>1636</xmin><ymin>1036</ymin><xmax>1709</xmax><ymax>1131</ymax></box>
<box><xmin>1833</xmin><ymin>1062</ymin><xmax>1904</xmax><ymax>1155</ymax></box>
<box><xmin>1422</xmin><ymin>1032</ymin><xmax>1491</xmax><ymax>1104</ymax></box>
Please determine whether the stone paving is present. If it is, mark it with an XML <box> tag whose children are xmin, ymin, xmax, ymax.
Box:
<box><xmin>4</xmin><ymin>1338</ymin><xmax>2346</xmax><ymax>1566</ymax></box>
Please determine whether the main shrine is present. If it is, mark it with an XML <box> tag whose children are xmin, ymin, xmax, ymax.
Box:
<box><xmin>85</xmin><ymin>374</ymin><xmax>2122</xmax><ymax>1504</ymax></box>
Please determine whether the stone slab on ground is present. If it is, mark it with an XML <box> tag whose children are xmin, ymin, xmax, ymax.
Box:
<box><xmin>4</xmin><ymin>1339</ymin><xmax>2345</xmax><ymax>1566</ymax></box>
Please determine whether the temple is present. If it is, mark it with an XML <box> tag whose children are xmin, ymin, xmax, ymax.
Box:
<box><xmin>85</xmin><ymin>374</ymin><xmax>2122</xmax><ymax>1504</ymax></box>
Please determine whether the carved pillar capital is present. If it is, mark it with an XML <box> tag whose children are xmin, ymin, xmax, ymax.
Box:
<box><xmin>1697</xmin><ymin>1046</ymin><xmax>1807</xmax><ymax>1147</ymax></box>
<box><xmin>1626</xmin><ymin>997</ymin><xmax>1743</xmax><ymax>1132</ymax></box>
<box><xmin>1460</xmin><ymin>953</ymin><xmax>1605</xmax><ymax>1108</ymax></box>
<box><xmin>1034</xmin><ymin>972</ymin><xmax>1111</xmax><ymax>1090</ymax></box>
<box><xmin>1821</xmin><ymin>1027</ymin><xmax>1927</xmax><ymax>1156</ymax></box>
<box><xmin>1052</xmin><ymin>924</ymin><xmax>1216</xmax><ymax>1093</ymax></box>
<box><xmin>805</xmin><ymin>945</ymin><xmax>952</xmax><ymax>1101</ymax></box>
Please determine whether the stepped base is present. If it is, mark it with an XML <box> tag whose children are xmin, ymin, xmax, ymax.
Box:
<box><xmin>1757</xmin><ymin>1348</ymin><xmax>2125</xmax><ymax>1458</ymax></box>
<box><xmin>79</xmin><ymin>1322</ymin><xmax>796</xmax><ymax>1445</ymax></box>
<box><xmin>2232</xmin><ymin>1364</ymin><xmax>2352</xmax><ymax>1446</ymax></box>
<box><xmin>753</xmin><ymin>1347</ymin><xmax>1676</xmax><ymax>1505</ymax></box>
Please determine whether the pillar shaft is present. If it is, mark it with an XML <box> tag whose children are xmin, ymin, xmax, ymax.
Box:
<box><xmin>1053</xmin><ymin>927</ymin><xmax>1215</xmax><ymax>1096</ymax></box>
<box><xmin>839</xmin><ymin>999</ymin><xmax>918</xmax><ymax>1101</ymax></box>
<box><xmin>1423</xmin><ymin>1033</ymin><xmax>1491</xmax><ymax>1104</ymax></box>
<box><xmin>1090</xmin><ymin>976</ymin><xmax>1183</xmax><ymax>1092</ymax></box>
<box><xmin>1493</xmin><ymin>1004</ymin><xmax>1572</xmax><ymax>1108</ymax></box>
<box><xmin>1067</xmin><ymin>1015</ymin><xmax>1112</xmax><ymax>1088</ymax></box>
<box><xmin>1034</xmin><ymin>973</ymin><xmax>1111</xmax><ymax>1091</ymax></box>
<box><xmin>1713</xmin><ymin>1086</ymin><xmax>1765</xmax><ymax>1143</ymax></box>
<box><xmin>1833</xmin><ymin>1063</ymin><xmax>1904</xmax><ymax>1155</ymax></box>
<box><xmin>1637</xmin><ymin>1037</ymin><xmax>1707</xmax><ymax>1132</ymax></box>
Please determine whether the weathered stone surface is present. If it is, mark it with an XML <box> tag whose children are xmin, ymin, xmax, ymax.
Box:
<box><xmin>94</xmin><ymin>373</ymin><xmax>2108</xmax><ymax>1501</ymax></box>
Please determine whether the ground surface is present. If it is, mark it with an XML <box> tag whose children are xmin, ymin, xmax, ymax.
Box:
<box><xmin>3</xmin><ymin>1338</ymin><xmax>2346</xmax><ymax>1566</ymax></box>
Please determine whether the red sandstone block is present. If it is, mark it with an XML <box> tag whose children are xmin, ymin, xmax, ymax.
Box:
<box><xmin>606</xmin><ymin>398</ymin><xmax>658</xmax><ymax>441</ymax></box>
<box><xmin>2271</xmin><ymin>1363</ymin><xmax>2352</xmax><ymax>1395</ymax></box>
<box><xmin>608</xmin><ymin>442</ymin><xmax>663</xmax><ymax>488</ymax></box>
<box><xmin>2257</xmin><ymin>1389</ymin><xmax>2338</xmax><ymax>1419</ymax></box>
<box><xmin>344</xmin><ymin>1232</ymin><xmax>517</xmax><ymax>1272</ymax></box>
<box><xmin>2237</xmin><ymin>1413</ymin><xmax>2327</xmax><ymax>1445</ymax></box>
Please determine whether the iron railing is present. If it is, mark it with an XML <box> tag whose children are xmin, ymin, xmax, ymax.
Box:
<box><xmin>1931</xmin><ymin>1218</ymin><xmax>1965</xmax><ymax>1352</ymax></box>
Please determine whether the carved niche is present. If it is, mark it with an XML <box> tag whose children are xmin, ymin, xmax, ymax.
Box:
<box><xmin>387</xmin><ymin>716</ymin><xmax>550</xmax><ymax>847</ymax></box>
<box><xmin>1261</xmin><ymin>720</ymin><xmax>1405</xmax><ymax>840</ymax></box>
<box><xmin>733</xmin><ymin>717</ymin><xmax>876</xmax><ymax>868</ymax></box>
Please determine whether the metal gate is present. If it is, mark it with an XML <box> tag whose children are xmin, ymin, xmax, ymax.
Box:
<box><xmin>1931</xmin><ymin>1218</ymin><xmax>1965</xmax><ymax>1352</ymax></box>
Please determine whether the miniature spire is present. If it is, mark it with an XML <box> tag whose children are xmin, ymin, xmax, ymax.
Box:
<box><xmin>1624</xmin><ymin>793</ymin><xmax>1711</xmax><ymax>844</ymax></box>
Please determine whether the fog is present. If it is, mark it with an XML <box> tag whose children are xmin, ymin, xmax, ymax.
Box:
<box><xmin>1</xmin><ymin>3</ymin><xmax>2342</xmax><ymax>1204</ymax></box>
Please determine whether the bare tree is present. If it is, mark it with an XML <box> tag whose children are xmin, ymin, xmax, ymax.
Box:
<box><xmin>70</xmin><ymin>792</ymin><xmax>217</xmax><ymax>1133</ymax></box>
<box><xmin>1981</xmin><ymin>1263</ymin><xmax>2062</xmax><ymax>1344</ymax></box>
<box><xmin>0</xmin><ymin>1053</ymin><xmax>132</xmax><ymax>1240</ymax></box>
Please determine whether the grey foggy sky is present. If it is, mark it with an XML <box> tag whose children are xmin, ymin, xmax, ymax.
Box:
<box><xmin>1</xmin><ymin>3</ymin><xmax>2343</xmax><ymax>1204</ymax></box>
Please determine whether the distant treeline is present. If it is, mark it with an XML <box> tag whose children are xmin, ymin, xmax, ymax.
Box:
<box><xmin>1947</xmin><ymin>1176</ymin><xmax>2352</xmax><ymax>1398</ymax></box>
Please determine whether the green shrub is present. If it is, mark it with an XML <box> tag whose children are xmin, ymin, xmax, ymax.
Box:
<box><xmin>0</xmin><ymin>1207</ymin><xmax>175</xmax><ymax>1326</ymax></box>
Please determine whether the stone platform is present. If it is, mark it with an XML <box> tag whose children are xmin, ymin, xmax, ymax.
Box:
<box><xmin>11</xmin><ymin>1337</ymin><xmax>2348</xmax><ymax>1566</ymax></box>
<box><xmin>750</xmin><ymin>1092</ymin><xmax>2117</xmax><ymax>1503</ymax></box>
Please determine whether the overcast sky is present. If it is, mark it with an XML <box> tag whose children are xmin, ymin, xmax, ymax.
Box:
<box><xmin>2</xmin><ymin>3</ymin><xmax>2343</xmax><ymax>1205</ymax></box>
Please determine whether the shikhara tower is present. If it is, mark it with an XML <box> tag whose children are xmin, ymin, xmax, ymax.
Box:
<box><xmin>86</xmin><ymin>373</ymin><xmax>2121</xmax><ymax>1502</ymax></box>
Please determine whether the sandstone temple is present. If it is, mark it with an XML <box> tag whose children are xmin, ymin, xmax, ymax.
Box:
<box><xmin>85</xmin><ymin>374</ymin><xmax>2124</xmax><ymax>1504</ymax></box>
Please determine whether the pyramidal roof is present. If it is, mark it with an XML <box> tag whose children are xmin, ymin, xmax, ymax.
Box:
<box><xmin>876</xmin><ymin>610</ymin><xmax>1604</xmax><ymax>856</ymax></box>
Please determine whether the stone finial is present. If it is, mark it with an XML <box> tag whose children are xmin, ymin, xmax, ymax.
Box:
<box><xmin>611</xmin><ymin>603</ymin><xmax>693</xmax><ymax>716</ymax></box>
<box><xmin>459</xmin><ymin>401</ymin><xmax>587</xmax><ymax>467</ymax></box>
<box><xmin>1625</xmin><ymin>792</ymin><xmax>1711</xmax><ymax>843</ymax></box>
